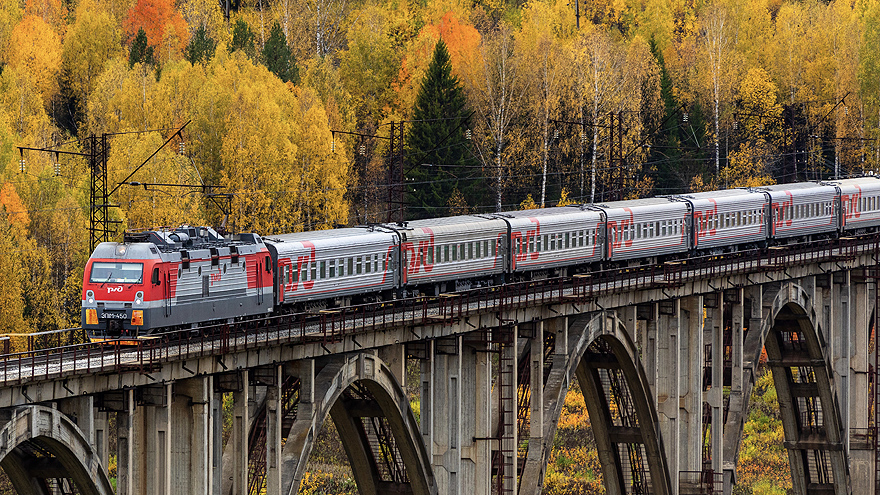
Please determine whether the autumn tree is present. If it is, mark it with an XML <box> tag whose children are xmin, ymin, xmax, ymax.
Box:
<box><xmin>406</xmin><ymin>40</ymin><xmax>478</xmax><ymax>219</ymax></box>
<box><xmin>698</xmin><ymin>3</ymin><xmax>736</xmax><ymax>175</ymax></box>
<box><xmin>123</xmin><ymin>0</ymin><xmax>189</xmax><ymax>63</ymax></box>
<box><xmin>6</xmin><ymin>15</ymin><xmax>62</xmax><ymax>109</ymax></box>
<box><xmin>464</xmin><ymin>23</ymin><xmax>527</xmax><ymax>211</ymax></box>
<box><xmin>61</xmin><ymin>0</ymin><xmax>121</xmax><ymax>131</ymax></box>
<box><xmin>517</xmin><ymin>2</ymin><xmax>572</xmax><ymax>206</ymax></box>
<box><xmin>338</xmin><ymin>6</ymin><xmax>401</xmax><ymax>126</ymax></box>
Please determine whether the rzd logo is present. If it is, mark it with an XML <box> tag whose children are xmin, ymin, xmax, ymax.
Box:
<box><xmin>695</xmin><ymin>200</ymin><xmax>718</xmax><ymax>238</ymax></box>
<box><xmin>106</xmin><ymin>286</ymin><xmax>123</xmax><ymax>293</ymax></box>
<box><xmin>772</xmin><ymin>191</ymin><xmax>794</xmax><ymax>232</ymax></box>
<box><xmin>608</xmin><ymin>208</ymin><xmax>635</xmax><ymax>256</ymax></box>
<box><xmin>512</xmin><ymin>218</ymin><xmax>540</xmax><ymax>263</ymax></box>
<box><xmin>842</xmin><ymin>187</ymin><xmax>862</xmax><ymax>221</ymax></box>
<box><xmin>291</xmin><ymin>241</ymin><xmax>316</xmax><ymax>291</ymax></box>
<box><xmin>404</xmin><ymin>228</ymin><xmax>435</xmax><ymax>275</ymax></box>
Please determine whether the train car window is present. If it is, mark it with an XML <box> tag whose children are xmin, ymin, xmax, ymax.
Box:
<box><xmin>374</xmin><ymin>255</ymin><xmax>379</xmax><ymax>272</ymax></box>
<box><xmin>329</xmin><ymin>260</ymin><xmax>335</xmax><ymax>278</ymax></box>
<box><xmin>484</xmin><ymin>240</ymin><xmax>490</xmax><ymax>257</ymax></box>
<box><xmin>468</xmin><ymin>243</ymin><xmax>473</xmax><ymax>260</ymax></box>
<box><xmin>366</xmin><ymin>257</ymin><xmax>372</xmax><ymax>273</ymax></box>
<box><xmin>461</xmin><ymin>244</ymin><xmax>466</xmax><ymax>259</ymax></box>
<box><xmin>452</xmin><ymin>244</ymin><xmax>457</xmax><ymax>261</ymax></box>
<box><xmin>550</xmin><ymin>235</ymin><xmax>556</xmax><ymax>250</ymax></box>
<box><xmin>357</xmin><ymin>257</ymin><xmax>363</xmax><ymax>274</ymax></box>
<box><xmin>476</xmin><ymin>242</ymin><xmax>481</xmax><ymax>258</ymax></box>
<box><xmin>311</xmin><ymin>263</ymin><xmax>317</xmax><ymax>282</ymax></box>
<box><xmin>427</xmin><ymin>247</ymin><xmax>433</xmax><ymax>265</ymax></box>
<box><xmin>580</xmin><ymin>231</ymin><xmax>585</xmax><ymax>247</ymax></box>
<box><xmin>319</xmin><ymin>261</ymin><xmax>326</xmax><ymax>279</ymax></box>
<box><xmin>346</xmin><ymin>258</ymin><xmax>352</xmax><ymax>275</ymax></box>
<box><xmin>564</xmin><ymin>232</ymin><xmax>569</xmax><ymax>249</ymax></box>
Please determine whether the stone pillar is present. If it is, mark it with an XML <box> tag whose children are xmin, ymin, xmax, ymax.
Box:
<box><xmin>420</xmin><ymin>339</ymin><xmax>435</xmax><ymax>466</ymax></box>
<box><xmin>153</xmin><ymin>384</ymin><xmax>171</xmax><ymax>495</ymax></box>
<box><xmin>682</xmin><ymin>295</ymin><xmax>704</xmax><ymax>474</ymax></box>
<box><xmin>724</xmin><ymin>288</ymin><xmax>745</xmax><ymax>494</ymax></box>
<box><xmin>461</xmin><ymin>333</ymin><xmax>491</xmax><ymax>495</ymax></box>
<box><xmin>850</xmin><ymin>274</ymin><xmax>873</xmax><ymax>494</ymax></box>
<box><xmin>232</xmin><ymin>370</ymin><xmax>249</xmax><ymax>495</ymax></box>
<box><xmin>433</xmin><ymin>336</ymin><xmax>463</xmax><ymax>495</ymax></box>
<box><xmin>379</xmin><ymin>343</ymin><xmax>407</xmax><ymax>388</ymax></box>
<box><xmin>528</xmin><ymin>320</ymin><xmax>544</xmax><ymax>471</ymax></box>
<box><xmin>212</xmin><ymin>386</ymin><xmax>223</xmax><ymax>495</ymax></box>
<box><xmin>176</xmin><ymin>377</ymin><xmax>211</xmax><ymax>495</ymax></box>
<box><xmin>834</xmin><ymin>271</ymin><xmax>851</xmax><ymax>440</ymax></box>
<box><xmin>656</xmin><ymin>299</ymin><xmax>681</xmax><ymax>494</ymax></box>
<box><xmin>116</xmin><ymin>389</ymin><xmax>137</xmax><ymax>495</ymax></box>
<box><xmin>266</xmin><ymin>366</ymin><xmax>283</xmax><ymax>495</ymax></box>
<box><xmin>709</xmin><ymin>296</ymin><xmax>723</xmax><ymax>477</ymax></box>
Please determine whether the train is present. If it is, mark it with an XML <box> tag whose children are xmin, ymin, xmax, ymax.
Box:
<box><xmin>81</xmin><ymin>177</ymin><xmax>880</xmax><ymax>341</ymax></box>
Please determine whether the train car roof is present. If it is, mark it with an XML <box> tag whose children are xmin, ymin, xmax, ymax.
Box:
<box><xmin>264</xmin><ymin>226</ymin><xmax>398</xmax><ymax>244</ymax></box>
<box><xmin>497</xmin><ymin>205</ymin><xmax>603</xmax><ymax>218</ymax></box>
<box><xmin>598</xmin><ymin>197</ymin><xmax>687</xmax><ymax>209</ymax></box>
<box><xmin>753</xmin><ymin>182</ymin><xmax>837</xmax><ymax>192</ymax></box>
<box><xmin>679</xmin><ymin>188</ymin><xmax>767</xmax><ymax>198</ymax></box>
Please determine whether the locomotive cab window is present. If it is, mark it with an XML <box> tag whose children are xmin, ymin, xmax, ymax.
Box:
<box><xmin>90</xmin><ymin>262</ymin><xmax>144</xmax><ymax>284</ymax></box>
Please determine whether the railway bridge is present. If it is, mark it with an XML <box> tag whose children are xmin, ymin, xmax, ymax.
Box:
<box><xmin>0</xmin><ymin>236</ymin><xmax>879</xmax><ymax>495</ymax></box>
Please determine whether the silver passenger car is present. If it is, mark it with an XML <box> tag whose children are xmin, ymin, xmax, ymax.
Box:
<box><xmin>679</xmin><ymin>189</ymin><xmax>768</xmax><ymax>249</ymax></box>
<box><xmin>264</xmin><ymin>227</ymin><xmax>400</xmax><ymax>304</ymax></box>
<box><xmin>756</xmin><ymin>182</ymin><xmax>838</xmax><ymax>239</ymax></box>
<box><xmin>499</xmin><ymin>206</ymin><xmax>605</xmax><ymax>273</ymax></box>
<box><xmin>387</xmin><ymin>215</ymin><xmax>508</xmax><ymax>290</ymax></box>
<box><xmin>598</xmin><ymin>197</ymin><xmax>690</xmax><ymax>261</ymax></box>
<box><xmin>829</xmin><ymin>176</ymin><xmax>880</xmax><ymax>232</ymax></box>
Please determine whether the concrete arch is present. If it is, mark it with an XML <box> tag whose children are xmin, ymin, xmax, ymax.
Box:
<box><xmin>736</xmin><ymin>282</ymin><xmax>851</xmax><ymax>494</ymax></box>
<box><xmin>280</xmin><ymin>352</ymin><xmax>436</xmax><ymax>495</ymax></box>
<box><xmin>524</xmin><ymin>311</ymin><xmax>672</xmax><ymax>495</ymax></box>
<box><xmin>0</xmin><ymin>405</ymin><xmax>113</xmax><ymax>495</ymax></box>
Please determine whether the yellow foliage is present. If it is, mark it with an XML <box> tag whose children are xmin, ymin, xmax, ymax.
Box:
<box><xmin>519</xmin><ymin>194</ymin><xmax>538</xmax><ymax>210</ymax></box>
<box><xmin>557</xmin><ymin>188</ymin><xmax>575</xmax><ymax>206</ymax></box>
<box><xmin>6</xmin><ymin>15</ymin><xmax>62</xmax><ymax>109</ymax></box>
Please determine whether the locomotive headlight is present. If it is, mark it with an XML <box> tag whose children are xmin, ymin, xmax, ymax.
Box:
<box><xmin>115</xmin><ymin>245</ymin><xmax>127</xmax><ymax>256</ymax></box>
<box><xmin>135</xmin><ymin>291</ymin><xmax>143</xmax><ymax>305</ymax></box>
<box><xmin>86</xmin><ymin>290</ymin><xmax>95</xmax><ymax>304</ymax></box>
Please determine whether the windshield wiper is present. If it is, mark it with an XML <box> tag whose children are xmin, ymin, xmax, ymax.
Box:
<box><xmin>99</xmin><ymin>272</ymin><xmax>113</xmax><ymax>288</ymax></box>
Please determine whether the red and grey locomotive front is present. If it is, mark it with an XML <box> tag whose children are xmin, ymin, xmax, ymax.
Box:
<box><xmin>82</xmin><ymin>227</ymin><xmax>273</xmax><ymax>341</ymax></box>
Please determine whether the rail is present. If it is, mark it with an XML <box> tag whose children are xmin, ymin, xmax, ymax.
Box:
<box><xmin>0</xmin><ymin>234</ymin><xmax>877</xmax><ymax>387</ymax></box>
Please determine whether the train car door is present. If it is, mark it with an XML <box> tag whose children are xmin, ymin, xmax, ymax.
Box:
<box><xmin>256</xmin><ymin>256</ymin><xmax>264</xmax><ymax>305</ymax></box>
<box><xmin>278</xmin><ymin>259</ymin><xmax>292</xmax><ymax>304</ymax></box>
<box><xmin>163</xmin><ymin>267</ymin><xmax>171</xmax><ymax>317</ymax></box>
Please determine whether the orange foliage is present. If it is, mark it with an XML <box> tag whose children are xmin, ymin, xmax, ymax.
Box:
<box><xmin>420</xmin><ymin>12</ymin><xmax>481</xmax><ymax>76</ymax></box>
<box><xmin>0</xmin><ymin>183</ymin><xmax>30</xmax><ymax>227</ymax></box>
<box><xmin>123</xmin><ymin>0</ymin><xmax>188</xmax><ymax>54</ymax></box>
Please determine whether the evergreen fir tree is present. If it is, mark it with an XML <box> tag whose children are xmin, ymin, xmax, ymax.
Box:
<box><xmin>230</xmin><ymin>19</ymin><xmax>256</xmax><ymax>58</ymax></box>
<box><xmin>128</xmin><ymin>28</ymin><xmax>154</xmax><ymax>68</ymax></box>
<box><xmin>406</xmin><ymin>39</ymin><xmax>480</xmax><ymax>219</ymax></box>
<box><xmin>185</xmin><ymin>25</ymin><xmax>216</xmax><ymax>65</ymax></box>
<box><xmin>262</xmin><ymin>22</ymin><xmax>299</xmax><ymax>84</ymax></box>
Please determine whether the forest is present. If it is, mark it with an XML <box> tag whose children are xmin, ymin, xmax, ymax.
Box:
<box><xmin>0</xmin><ymin>0</ymin><xmax>874</xmax><ymax>492</ymax></box>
